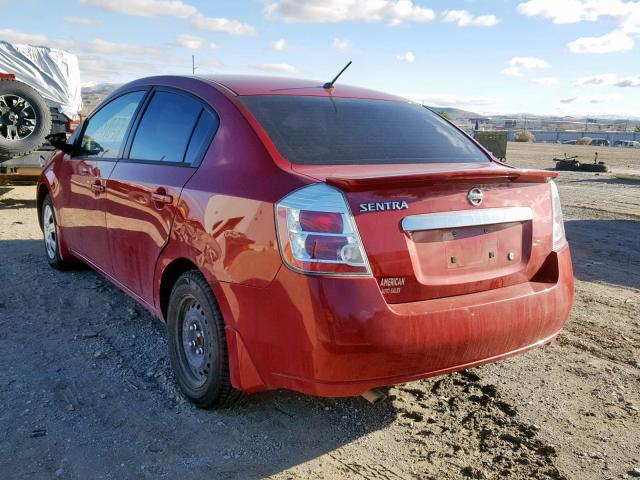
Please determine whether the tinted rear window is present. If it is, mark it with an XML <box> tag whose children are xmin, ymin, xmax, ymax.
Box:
<box><xmin>241</xmin><ymin>96</ymin><xmax>488</xmax><ymax>165</ymax></box>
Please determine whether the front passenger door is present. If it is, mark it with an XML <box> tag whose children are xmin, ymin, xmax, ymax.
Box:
<box><xmin>106</xmin><ymin>89</ymin><xmax>219</xmax><ymax>303</ymax></box>
<box><xmin>59</xmin><ymin>90</ymin><xmax>146</xmax><ymax>272</ymax></box>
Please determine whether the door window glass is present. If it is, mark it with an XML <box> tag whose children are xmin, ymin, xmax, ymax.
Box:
<box><xmin>79</xmin><ymin>91</ymin><xmax>145</xmax><ymax>158</ymax></box>
<box><xmin>129</xmin><ymin>91</ymin><xmax>202</xmax><ymax>163</ymax></box>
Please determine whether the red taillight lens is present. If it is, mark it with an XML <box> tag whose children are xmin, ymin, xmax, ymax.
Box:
<box><xmin>275</xmin><ymin>184</ymin><xmax>371</xmax><ymax>276</ymax></box>
<box><xmin>299</xmin><ymin>211</ymin><xmax>344</xmax><ymax>233</ymax></box>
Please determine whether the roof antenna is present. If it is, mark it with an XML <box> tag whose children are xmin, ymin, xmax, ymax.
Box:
<box><xmin>323</xmin><ymin>61</ymin><xmax>352</xmax><ymax>89</ymax></box>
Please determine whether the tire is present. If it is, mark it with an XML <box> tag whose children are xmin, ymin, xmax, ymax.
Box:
<box><xmin>579</xmin><ymin>163</ymin><xmax>610</xmax><ymax>173</ymax></box>
<box><xmin>0</xmin><ymin>79</ymin><xmax>52</xmax><ymax>159</ymax></box>
<box><xmin>41</xmin><ymin>194</ymin><xmax>71</xmax><ymax>270</ymax></box>
<box><xmin>555</xmin><ymin>160</ymin><xmax>580</xmax><ymax>171</ymax></box>
<box><xmin>167</xmin><ymin>270</ymin><xmax>242</xmax><ymax>409</ymax></box>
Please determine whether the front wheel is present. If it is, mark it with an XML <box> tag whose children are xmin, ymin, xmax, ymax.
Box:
<box><xmin>167</xmin><ymin>270</ymin><xmax>242</xmax><ymax>409</ymax></box>
<box><xmin>41</xmin><ymin>194</ymin><xmax>71</xmax><ymax>270</ymax></box>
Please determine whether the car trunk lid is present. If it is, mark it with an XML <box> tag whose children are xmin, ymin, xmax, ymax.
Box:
<box><xmin>299</xmin><ymin>163</ymin><xmax>557</xmax><ymax>303</ymax></box>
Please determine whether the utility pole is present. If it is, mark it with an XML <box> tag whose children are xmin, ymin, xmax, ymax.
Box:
<box><xmin>192</xmin><ymin>55</ymin><xmax>196</xmax><ymax>75</ymax></box>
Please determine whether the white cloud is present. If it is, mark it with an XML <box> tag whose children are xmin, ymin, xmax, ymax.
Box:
<box><xmin>249</xmin><ymin>63</ymin><xmax>300</xmax><ymax>74</ymax></box>
<box><xmin>63</xmin><ymin>16</ymin><xmax>100</xmax><ymax>25</ymax></box>
<box><xmin>84</xmin><ymin>38</ymin><xmax>163</xmax><ymax>57</ymax></box>
<box><xmin>396</xmin><ymin>51</ymin><xmax>415</xmax><ymax>63</ymax></box>
<box><xmin>190</xmin><ymin>13</ymin><xmax>256</xmax><ymax>35</ymax></box>
<box><xmin>517</xmin><ymin>0</ymin><xmax>640</xmax><ymax>53</ymax></box>
<box><xmin>0</xmin><ymin>28</ymin><xmax>74</xmax><ymax>49</ymax></box>
<box><xmin>574</xmin><ymin>73</ymin><xmax>640</xmax><ymax>87</ymax></box>
<box><xmin>174</xmin><ymin>34</ymin><xmax>204</xmax><ymax>49</ymax></box>
<box><xmin>501</xmin><ymin>56</ymin><xmax>550</xmax><ymax>76</ymax></box>
<box><xmin>79</xmin><ymin>0</ymin><xmax>197</xmax><ymax>18</ymax></box>
<box><xmin>266</xmin><ymin>0</ymin><xmax>435</xmax><ymax>26</ymax></box>
<box><xmin>560</xmin><ymin>94</ymin><xmax>622</xmax><ymax>104</ymax></box>
<box><xmin>442</xmin><ymin>10</ymin><xmax>500</xmax><ymax>27</ymax></box>
<box><xmin>331</xmin><ymin>38</ymin><xmax>356</xmax><ymax>52</ymax></box>
<box><xmin>568</xmin><ymin>30</ymin><xmax>635</xmax><ymax>53</ymax></box>
<box><xmin>516</xmin><ymin>0</ymin><xmax>631</xmax><ymax>24</ymax></box>
<box><xmin>268</xmin><ymin>38</ymin><xmax>287</xmax><ymax>51</ymax></box>
<box><xmin>614</xmin><ymin>75</ymin><xmax>640</xmax><ymax>87</ymax></box>
<box><xmin>573</xmin><ymin>73</ymin><xmax>618</xmax><ymax>86</ymax></box>
<box><xmin>533</xmin><ymin>76</ymin><xmax>558</xmax><ymax>86</ymax></box>
<box><xmin>78</xmin><ymin>55</ymin><xmax>159</xmax><ymax>82</ymax></box>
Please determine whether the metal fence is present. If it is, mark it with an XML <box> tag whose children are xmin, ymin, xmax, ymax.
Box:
<box><xmin>505</xmin><ymin>130</ymin><xmax>640</xmax><ymax>143</ymax></box>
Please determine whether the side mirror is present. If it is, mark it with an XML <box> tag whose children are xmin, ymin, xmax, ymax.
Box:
<box><xmin>46</xmin><ymin>133</ymin><xmax>75</xmax><ymax>155</ymax></box>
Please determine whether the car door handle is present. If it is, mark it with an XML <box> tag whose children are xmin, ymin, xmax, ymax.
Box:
<box><xmin>91</xmin><ymin>183</ymin><xmax>105</xmax><ymax>193</ymax></box>
<box><xmin>151</xmin><ymin>192</ymin><xmax>173</xmax><ymax>204</ymax></box>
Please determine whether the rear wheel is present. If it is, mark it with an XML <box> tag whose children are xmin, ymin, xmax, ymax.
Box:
<box><xmin>41</xmin><ymin>194</ymin><xmax>71</xmax><ymax>270</ymax></box>
<box><xmin>167</xmin><ymin>270</ymin><xmax>242</xmax><ymax>409</ymax></box>
<box><xmin>0</xmin><ymin>79</ymin><xmax>52</xmax><ymax>160</ymax></box>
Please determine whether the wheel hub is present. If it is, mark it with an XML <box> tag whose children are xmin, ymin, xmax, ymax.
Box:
<box><xmin>181</xmin><ymin>303</ymin><xmax>207</xmax><ymax>371</ymax></box>
<box><xmin>0</xmin><ymin>94</ymin><xmax>36</xmax><ymax>141</ymax></box>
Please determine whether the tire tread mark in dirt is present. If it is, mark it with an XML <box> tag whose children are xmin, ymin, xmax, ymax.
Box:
<box><xmin>328</xmin><ymin>452</ymin><xmax>409</xmax><ymax>480</ymax></box>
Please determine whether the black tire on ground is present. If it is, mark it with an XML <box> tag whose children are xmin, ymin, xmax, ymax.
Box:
<box><xmin>167</xmin><ymin>270</ymin><xmax>242</xmax><ymax>409</ymax></box>
<box><xmin>41</xmin><ymin>194</ymin><xmax>72</xmax><ymax>270</ymax></box>
<box><xmin>579</xmin><ymin>163</ymin><xmax>610</xmax><ymax>173</ymax></box>
<box><xmin>555</xmin><ymin>160</ymin><xmax>580</xmax><ymax>171</ymax></box>
<box><xmin>0</xmin><ymin>79</ymin><xmax>52</xmax><ymax>159</ymax></box>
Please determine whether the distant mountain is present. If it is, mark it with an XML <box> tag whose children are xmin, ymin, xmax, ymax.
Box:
<box><xmin>426</xmin><ymin>106</ymin><xmax>486</xmax><ymax>120</ymax></box>
<box><xmin>81</xmin><ymin>83</ymin><xmax>119</xmax><ymax>116</ymax></box>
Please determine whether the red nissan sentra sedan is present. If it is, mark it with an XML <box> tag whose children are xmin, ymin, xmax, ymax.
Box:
<box><xmin>37</xmin><ymin>75</ymin><xmax>574</xmax><ymax>408</ymax></box>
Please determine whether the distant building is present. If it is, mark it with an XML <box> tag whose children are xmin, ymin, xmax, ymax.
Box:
<box><xmin>504</xmin><ymin>119</ymin><xmax>517</xmax><ymax>129</ymax></box>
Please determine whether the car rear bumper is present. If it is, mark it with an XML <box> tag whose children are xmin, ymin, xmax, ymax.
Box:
<box><xmin>220</xmin><ymin>245</ymin><xmax>573</xmax><ymax>397</ymax></box>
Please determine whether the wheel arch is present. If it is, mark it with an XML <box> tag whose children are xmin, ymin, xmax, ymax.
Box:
<box><xmin>156</xmin><ymin>255</ymin><xmax>266</xmax><ymax>393</ymax></box>
<box><xmin>158</xmin><ymin>257</ymin><xmax>200</xmax><ymax>322</ymax></box>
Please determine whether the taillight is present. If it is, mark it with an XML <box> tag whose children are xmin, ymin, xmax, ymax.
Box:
<box><xmin>550</xmin><ymin>180</ymin><xmax>566</xmax><ymax>250</ymax></box>
<box><xmin>276</xmin><ymin>183</ymin><xmax>371</xmax><ymax>275</ymax></box>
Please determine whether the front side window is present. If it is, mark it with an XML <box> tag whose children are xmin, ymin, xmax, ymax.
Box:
<box><xmin>241</xmin><ymin>95</ymin><xmax>489</xmax><ymax>165</ymax></box>
<box><xmin>79</xmin><ymin>91</ymin><xmax>145</xmax><ymax>159</ymax></box>
<box><xmin>129</xmin><ymin>91</ymin><xmax>202</xmax><ymax>163</ymax></box>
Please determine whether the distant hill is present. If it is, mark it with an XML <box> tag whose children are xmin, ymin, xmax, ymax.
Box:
<box><xmin>425</xmin><ymin>106</ymin><xmax>486</xmax><ymax>121</ymax></box>
<box><xmin>81</xmin><ymin>83</ymin><xmax>119</xmax><ymax>116</ymax></box>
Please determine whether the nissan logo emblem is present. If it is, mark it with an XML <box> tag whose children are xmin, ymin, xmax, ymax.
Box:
<box><xmin>467</xmin><ymin>188</ymin><xmax>484</xmax><ymax>206</ymax></box>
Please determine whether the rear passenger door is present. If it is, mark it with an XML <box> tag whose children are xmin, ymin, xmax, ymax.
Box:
<box><xmin>106</xmin><ymin>88</ymin><xmax>219</xmax><ymax>303</ymax></box>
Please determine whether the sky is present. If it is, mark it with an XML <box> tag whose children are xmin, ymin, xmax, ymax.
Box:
<box><xmin>2</xmin><ymin>0</ymin><xmax>640</xmax><ymax>116</ymax></box>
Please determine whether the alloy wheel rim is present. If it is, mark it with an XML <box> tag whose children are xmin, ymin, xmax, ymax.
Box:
<box><xmin>0</xmin><ymin>94</ymin><xmax>36</xmax><ymax>141</ymax></box>
<box><xmin>43</xmin><ymin>204</ymin><xmax>57</xmax><ymax>260</ymax></box>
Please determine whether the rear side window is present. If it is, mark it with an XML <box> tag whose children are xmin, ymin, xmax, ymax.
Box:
<box><xmin>129</xmin><ymin>91</ymin><xmax>202</xmax><ymax>163</ymax></box>
<box><xmin>79</xmin><ymin>91</ymin><xmax>145</xmax><ymax>159</ymax></box>
<box><xmin>241</xmin><ymin>96</ymin><xmax>488</xmax><ymax>165</ymax></box>
<box><xmin>184</xmin><ymin>110</ymin><xmax>219</xmax><ymax>165</ymax></box>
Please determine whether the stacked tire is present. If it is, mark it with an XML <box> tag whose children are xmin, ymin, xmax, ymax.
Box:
<box><xmin>0</xmin><ymin>78</ymin><xmax>51</xmax><ymax>162</ymax></box>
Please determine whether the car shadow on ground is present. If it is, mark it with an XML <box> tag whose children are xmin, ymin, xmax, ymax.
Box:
<box><xmin>565</xmin><ymin>219</ymin><xmax>640</xmax><ymax>290</ymax></box>
<box><xmin>0</xmin><ymin>239</ymin><xmax>398</xmax><ymax>479</ymax></box>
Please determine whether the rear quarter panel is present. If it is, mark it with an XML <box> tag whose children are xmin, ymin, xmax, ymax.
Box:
<box><xmin>149</xmin><ymin>77</ymin><xmax>308</xmax><ymax>320</ymax></box>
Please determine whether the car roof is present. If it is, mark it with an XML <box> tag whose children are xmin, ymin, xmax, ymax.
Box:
<box><xmin>196</xmin><ymin>74</ymin><xmax>408</xmax><ymax>102</ymax></box>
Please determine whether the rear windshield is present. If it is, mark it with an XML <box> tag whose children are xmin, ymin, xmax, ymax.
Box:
<box><xmin>241</xmin><ymin>95</ymin><xmax>488</xmax><ymax>165</ymax></box>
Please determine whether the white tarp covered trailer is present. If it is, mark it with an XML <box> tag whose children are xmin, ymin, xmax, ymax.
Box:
<box><xmin>0</xmin><ymin>41</ymin><xmax>82</xmax><ymax>120</ymax></box>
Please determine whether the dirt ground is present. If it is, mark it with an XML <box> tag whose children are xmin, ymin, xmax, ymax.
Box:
<box><xmin>0</xmin><ymin>142</ymin><xmax>639</xmax><ymax>479</ymax></box>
